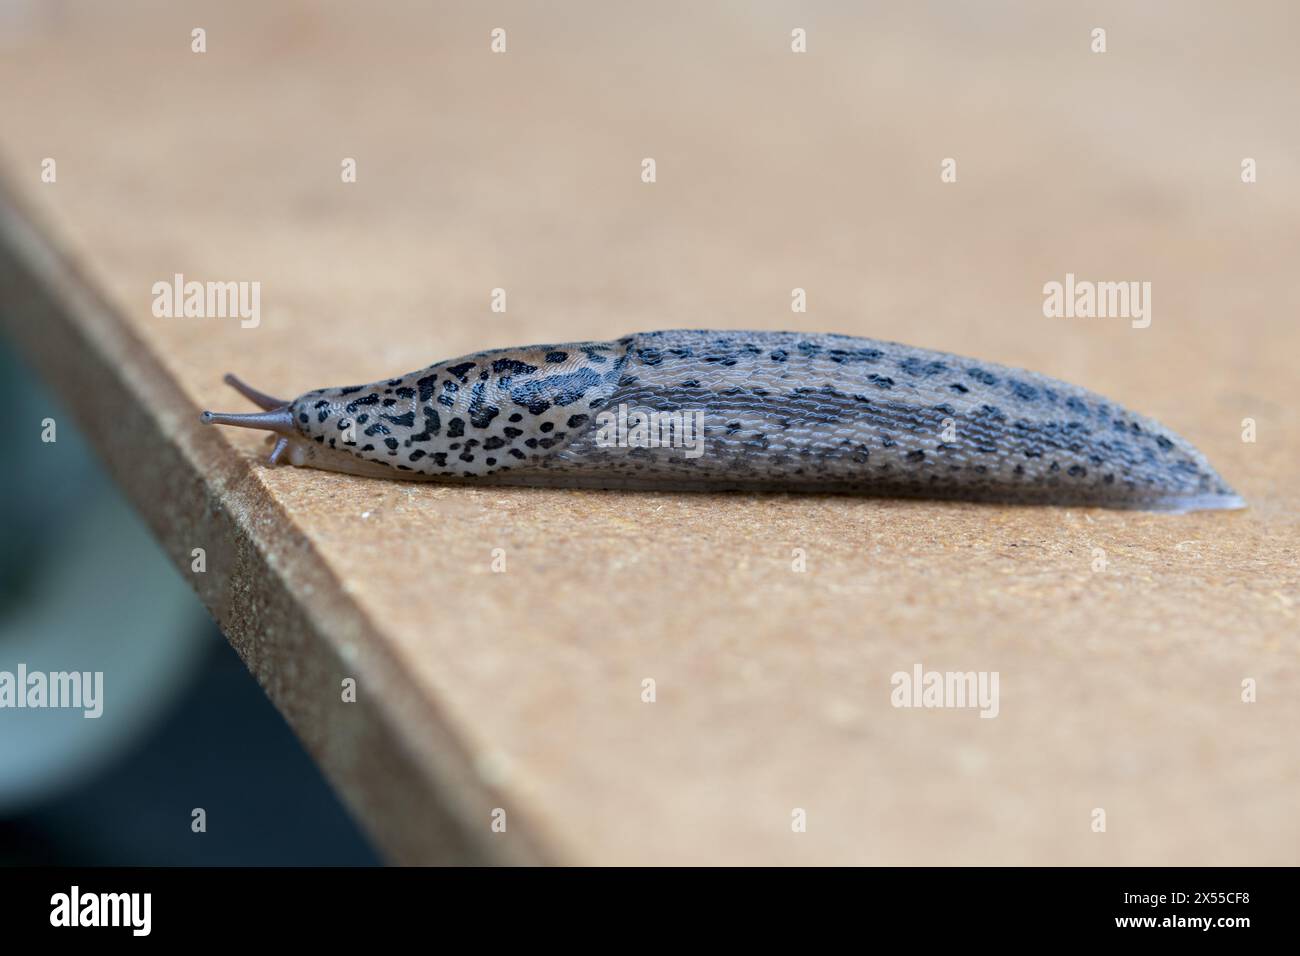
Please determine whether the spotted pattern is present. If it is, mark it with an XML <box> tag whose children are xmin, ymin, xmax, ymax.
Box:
<box><xmin>289</xmin><ymin>337</ymin><xmax>634</xmax><ymax>479</ymax></box>
<box><xmin>284</xmin><ymin>330</ymin><xmax>1240</xmax><ymax>510</ymax></box>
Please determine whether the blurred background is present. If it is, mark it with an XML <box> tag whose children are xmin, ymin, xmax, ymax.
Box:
<box><xmin>0</xmin><ymin>342</ymin><xmax>378</xmax><ymax>864</ymax></box>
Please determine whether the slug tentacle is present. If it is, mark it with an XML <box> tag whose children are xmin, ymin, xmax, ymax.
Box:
<box><xmin>221</xmin><ymin>373</ymin><xmax>289</xmax><ymax>411</ymax></box>
<box><xmin>200</xmin><ymin>330</ymin><xmax>1243</xmax><ymax>513</ymax></box>
<box><xmin>199</xmin><ymin>407</ymin><xmax>296</xmax><ymax>435</ymax></box>
<box><xmin>267</xmin><ymin>435</ymin><xmax>291</xmax><ymax>465</ymax></box>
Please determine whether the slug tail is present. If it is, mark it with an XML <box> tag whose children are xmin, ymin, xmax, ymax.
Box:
<box><xmin>1141</xmin><ymin>490</ymin><xmax>1247</xmax><ymax>514</ymax></box>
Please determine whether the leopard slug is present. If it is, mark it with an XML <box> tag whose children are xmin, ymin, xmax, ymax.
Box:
<box><xmin>200</xmin><ymin>329</ymin><xmax>1243</xmax><ymax>512</ymax></box>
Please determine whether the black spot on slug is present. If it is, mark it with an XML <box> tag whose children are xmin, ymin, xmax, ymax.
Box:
<box><xmin>509</xmin><ymin>367</ymin><xmax>603</xmax><ymax>414</ymax></box>
<box><xmin>898</xmin><ymin>357</ymin><xmax>947</xmax><ymax>377</ymax></box>
<box><xmin>447</xmin><ymin>362</ymin><xmax>476</xmax><ymax>381</ymax></box>
<box><xmin>1010</xmin><ymin>381</ymin><xmax>1039</xmax><ymax>402</ymax></box>
<box><xmin>410</xmin><ymin>407</ymin><xmax>441</xmax><ymax>442</ymax></box>
<box><xmin>467</xmin><ymin>382</ymin><xmax>500</xmax><ymax>429</ymax></box>
<box><xmin>492</xmin><ymin>358</ymin><xmax>538</xmax><ymax>376</ymax></box>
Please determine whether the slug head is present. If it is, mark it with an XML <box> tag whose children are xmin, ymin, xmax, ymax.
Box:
<box><xmin>200</xmin><ymin>373</ymin><xmax>407</xmax><ymax>477</ymax></box>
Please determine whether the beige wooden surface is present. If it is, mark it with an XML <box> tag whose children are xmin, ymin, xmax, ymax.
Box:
<box><xmin>1</xmin><ymin>0</ymin><xmax>1296</xmax><ymax>864</ymax></box>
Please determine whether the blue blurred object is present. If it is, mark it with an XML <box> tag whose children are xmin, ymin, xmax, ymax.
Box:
<box><xmin>0</xmin><ymin>341</ymin><xmax>379</xmax><ymax>865</ymax></box>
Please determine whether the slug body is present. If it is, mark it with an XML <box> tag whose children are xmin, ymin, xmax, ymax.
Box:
<box><xmin>202</xmin><ymin>330</ymin><xmax>1242</xmax><ymax>512</ymax></box>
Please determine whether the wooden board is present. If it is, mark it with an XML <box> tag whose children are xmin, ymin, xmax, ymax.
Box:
<box><xmin>1</xmin><ymin>0</ymin><xmax>1296</xmax><ymax>864</ymax></box>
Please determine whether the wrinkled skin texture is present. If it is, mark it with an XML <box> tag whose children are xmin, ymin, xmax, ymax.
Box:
<box><xmin>261</xmin><ymin>330</ymin><xmax>1242</xmax><ymax>512</ymax></box>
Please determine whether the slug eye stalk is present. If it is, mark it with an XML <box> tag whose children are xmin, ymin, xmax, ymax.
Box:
<box><xmin>220</xmin><ymin>373</ymin><xmax>289</xmax><ymax>411</ymax></box>
<box><xmin>200</xmin><ymin>374</ymin><xmax>297</xmax><ymax>435</ymax></box>
<box><xmin>199</xmin><ymin>407</ymin><xmax>296</xmax><ymax>435</ymax></box>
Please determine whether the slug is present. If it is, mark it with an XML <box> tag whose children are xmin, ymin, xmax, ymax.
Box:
<box><xmin>200</xmin><ymin>329</ymin><xmax>1243</xmax><ymax>512</ymax></box>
